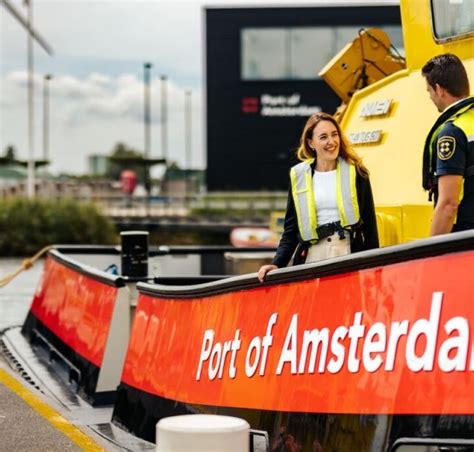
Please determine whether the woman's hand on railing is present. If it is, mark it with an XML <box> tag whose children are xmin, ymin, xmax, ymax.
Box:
<box><xmin>257</xmin><ymin>264</ymin><xmax>278</xmax><ymax>283</ymax></box>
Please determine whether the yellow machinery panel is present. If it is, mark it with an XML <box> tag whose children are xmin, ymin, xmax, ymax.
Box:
<box><xmin>376</xmin><ymin>205</ymin><xmax>433</xmax><ymax>247</ymax></box>
<box><xmin>320</xmin><ymin>28</ymin><xmax>405</xmax><ymax>104</ymax></box>
<box><xmin>320</xmin><ymin>0</ymin><xmax>474</xmax><ymax>245</ymax></box>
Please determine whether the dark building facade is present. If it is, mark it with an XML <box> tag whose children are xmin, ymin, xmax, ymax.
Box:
<box><xmin>205</xmin><ymin>4</ymin><xmax>402</xmax><ymax>191</ymax></box>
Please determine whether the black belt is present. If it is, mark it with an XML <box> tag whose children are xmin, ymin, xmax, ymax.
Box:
<box><xmin>316</xmin><ymin>221</ymin><xmax>345</xmax><ymax>240</ymax></box>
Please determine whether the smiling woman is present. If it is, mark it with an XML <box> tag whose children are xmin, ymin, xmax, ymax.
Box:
<box><xmin>258</xmin><ymin>112</ymin><xmax>379</xmax><ymax>282</ymax></box>
<box><xmin>308</xmin><ymin>119</ymin><xmax>340</xmax><ymax>171</ymax></box>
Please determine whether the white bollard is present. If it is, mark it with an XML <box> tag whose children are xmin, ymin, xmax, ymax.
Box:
<box><xmin>156</xmin><ymin>414</ymin><xmax>250</xmax><ymax>452</ymax></box>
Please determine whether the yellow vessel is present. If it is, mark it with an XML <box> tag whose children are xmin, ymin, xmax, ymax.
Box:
<box><xmin>320</xmin><ymin>0</ymin><xmax>474</xmax><ymax>246</ymax></box>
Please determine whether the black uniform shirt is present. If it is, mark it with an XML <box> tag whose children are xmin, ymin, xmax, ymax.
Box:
<box><xmin>434</xmin><ymin>121</ymin><xmax>474</xmax><ymax>227</ymax></box>
<box><xmin>435</xmin><ymin>122</ymin><xmax>467</xmax><ymax>177</ymax></box>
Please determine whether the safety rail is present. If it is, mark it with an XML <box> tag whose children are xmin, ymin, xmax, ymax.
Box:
<box><xmin>71</xmin><ymin>193</ymin><xmax>288</xmax><ymax>218</ymax></box>
<box><xmin>19</xmin><ymin>244</ymin><xmax>276</xmax><ymax>406</ymax></box>
<box><xmin>138</xmin><ymin>230</ymin><xmax>474</xmax><ymax>298</ymax></box>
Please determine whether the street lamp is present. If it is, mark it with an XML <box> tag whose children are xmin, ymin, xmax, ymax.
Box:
<box><xmin>143</xmin><ymin>62</ymin><xmax>153</xmax><ymax>199</ymax></box>
<box><xmin>42</xmin><ymin>74</ymin><xmax>52</xmax><ymax>162</ymax></box>
<box><xmin>27</xmin><ymin>0</ymin><xmax>35</xmax><ymax>198</ymax></box>
<box><xmin>185</xmin><ymin>89</ymin><xmax>192</xmax><ymax>193</ymax></box>
<box><xmin>160</xmin><ymin>75</ymin><xmax>168</xmax><ymax>163</ymax></box>
<box><xmin>185</xmin><ymin>89</ymin><xmax>192</xmax><ymax>169</ymax></box>
<box><xmin>1</xmin><ymin>0</ymin><xmax>54</xmax><ymax>197</ymax></box>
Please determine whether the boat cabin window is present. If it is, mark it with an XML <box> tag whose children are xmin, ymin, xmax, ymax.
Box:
<box><xmin>431</xmin><ymin>0</ymin><xmax>474</xmax><ymax>42</ymax></box>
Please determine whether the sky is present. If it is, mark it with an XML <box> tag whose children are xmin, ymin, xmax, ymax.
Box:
<box><xmin>0</xmin><ymin>0</ymin><xmax>214</xmax><ymax>176</ymax></box>
<box><xmin>2</xmin><ymin>0</ymin><xmax>309</xmax><ymax>177</ymax></box>
<box><xmin>0</xmin><ymin>0</ymin><xmax>384</xmax><ymax>176</ymax></box>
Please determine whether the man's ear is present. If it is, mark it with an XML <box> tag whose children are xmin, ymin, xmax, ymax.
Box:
<box><xmin>434</xmin><ymin>83</ymin><xmax>446</xmax><ymax>97</ymax></box>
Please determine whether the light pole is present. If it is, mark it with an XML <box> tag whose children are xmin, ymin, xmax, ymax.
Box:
<box><xmin>1</xmin><ymin>0</ymin><xmax>53</xmax><ymax>197</ymax></box>
<box><xmin>27</xmin><ymin>0</ymin><xmax>35</xmax><ymax>198</ymax></box>
<box><xmin>143</xmin><ymin>62</ymin><xmax>152</xmax><ymax>202</ymax></box>
<box><xmin>160</xmin><ymin>75</ymin><xmax>168</xmax><ymax>163</ymax></box>
<box><xmin>185</xmin><ymin>89</ymin><xmax>192</xmax><ymax>193</ymax></box>
<box><xmin>42</xmin><ymin>74</ymin><xmax>52</xmax><ymax>162</ymax></box>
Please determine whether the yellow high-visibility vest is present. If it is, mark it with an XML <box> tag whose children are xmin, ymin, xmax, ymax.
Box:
<box><xmin>429</xmin><ymin>102</ymin><xmax>474</xmax><ymax>203</ymax></box>
<box><xmin>448</xmin><ymin>105</ymin><xmax>474</xmax><ymax>205</ymax></box>
<box><xmin>290</xmin><ymin>157</ymin><xmax>360</xmax><ymax>242</ymax></box>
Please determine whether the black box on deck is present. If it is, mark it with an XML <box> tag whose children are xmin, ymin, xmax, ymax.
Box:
<box><xmin>120</xmin><ymin>231</ymin><xmax>149</xmax><ymax>277</ymax></box>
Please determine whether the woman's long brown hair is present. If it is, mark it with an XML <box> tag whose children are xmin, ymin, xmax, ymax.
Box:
<box><xmin>296</xmin><ymin>112</ymin><xmax>369</xmax><ymax>177</ymax></box>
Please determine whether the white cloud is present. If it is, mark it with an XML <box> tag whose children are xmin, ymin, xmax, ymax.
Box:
<box><xmin>2</xmin><ymin>69</ymin><xmax>201</xmax><ymax>121</ymax></box>
<box><xmin>1</xmin><ymin>1</ymin><xmax>203</xmax><ymax>80</ymax></box>
<box><xmin>0</xmin><ymin>70</ymin><xmax>204</xmax><ymax>174</ymax></box>
<box><xmin>87</xmin><ymin>73</ymin><xmax>112</xmax><ymax>85</ymax></box>
<box><xmin>1</xmin><ymin>0</ymin><xmax>294</xmax><ymax>175</ymax></box>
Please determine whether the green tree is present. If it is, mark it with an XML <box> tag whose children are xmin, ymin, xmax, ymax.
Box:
<box><xmin>4</xmin><ymin>145</ymin><xmax>16</xmax><ymax>161</ymax></box>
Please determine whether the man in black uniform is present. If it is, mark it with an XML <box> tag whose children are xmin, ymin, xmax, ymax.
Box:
<box><xmin>421</xmin><ymin>54</ymin><xmax>474</xmax><ymax>235</ymax></box>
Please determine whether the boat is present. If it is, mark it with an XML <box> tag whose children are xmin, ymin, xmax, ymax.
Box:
<box><xmin>230</xmin><ymin>212</ymin><xmax>285</xmax><ymax>248</ymax></box>
<box><xmin>1</xmin><ymin>241</ymin><xmax>276</xmax><ymax>449</ymax></box>
<box><xmin>112</xmin><ymin>232</ymin><xmax>474</xmax><ymax>449</ymax></box>
<box><xmin>1</xmin><ymin>0</ymin><xmax>473</xmax><ymax>450</ymax></box>
<box><xmin>230</xmin><ymin>227</ymin><xmax>280</xmax><ymax>248</ymax></box>
<box><xmin>3</xmin><ymin>231</ymin><xmax>473</xmax><ymax>450</ymax></box>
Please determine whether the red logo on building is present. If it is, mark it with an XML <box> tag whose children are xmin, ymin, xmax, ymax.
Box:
<box><xmin>242</xmin><ymin>97</ymin><xmax>259</xmax><ymax>113</ymax></box>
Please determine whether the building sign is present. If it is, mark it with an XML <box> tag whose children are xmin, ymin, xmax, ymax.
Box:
<box><xmin>242</xmin><ymin>93</ymin><xmax>321</xmax><ymax>117</ymax></box>
<box><xmin>350</xmin><ymin>99</ymin><xmax>393</xmax><ymax>146</ymax></box>
<box><xmin>348</xmin><ymin>130</ymin><xmax>383</xmax><ymax>145</ymax></box>
<box><xmin>359</xmin><ymin>99</ymin><xmax>392</xmax><ymax>118</ymax></box>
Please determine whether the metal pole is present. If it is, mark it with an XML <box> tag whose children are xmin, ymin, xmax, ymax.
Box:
<box><xmin>185</xmin><ymin>89</ymin><xmax>192</xmax><ymax>195</ymax></box>
<box><xmin>42</xmin><ymin>74</ymin><xmax>52</xmax><ymax>162</ymax></box>
<box><xmin>143</xmin><ymin>62</ymin><xmax>152</xmax><ymax>203</ymax></box>
<box><xmin>160</xmin><ymin>75</ymin><xmax>168</xmax><ymax>196</ymax></box>
<box><xmin>26</xmin><ymin>0</ymin><xmax>35</xmax><ymax>198</ymax></box>
<box><xmin>185</xmin><ymin>89</ymin><xmax>192</xmax><ymax>170</ymax></box>
<box><xmin>1</xmin><ymin>0</ymin><xmax>53</xmax><ymax>55</ymax></box>
<box><xmin>160</xmin><ymin>75</ymin><xmax>168</xmax><ymax>163</ymax></box>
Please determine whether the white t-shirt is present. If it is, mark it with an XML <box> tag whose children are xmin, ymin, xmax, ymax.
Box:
<box><xmin>313</xmin><ymin>170</ymin><xmax>340</xmax><ymax>225</ymax></box>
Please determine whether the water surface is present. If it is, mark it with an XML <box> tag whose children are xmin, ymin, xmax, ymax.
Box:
<box><xmin>0</xmin><ymin>258</ymin><xmax>42</xmax><ymax>331</ymax></box>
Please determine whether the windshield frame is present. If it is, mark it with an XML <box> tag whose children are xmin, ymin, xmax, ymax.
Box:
<box><xmin>430</xmin><ymin>0</ymin><xmax>474</xmax><ymax>43</ymax></box>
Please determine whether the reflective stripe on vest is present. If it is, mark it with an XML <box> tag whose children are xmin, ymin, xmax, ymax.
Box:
<box><xmin>290</xmin><ymin>158</ymin><xmax>360</xmax><ymax>242</ymax></box>
<box><xmin>429</xmin><ymin>102</ymin><xmax>474</xmax><ymax>176</ymax></box>
<box><xmin>451</xmin><ymin>107</ymin><xmax>474</xmax><ymax>209</ymax></box>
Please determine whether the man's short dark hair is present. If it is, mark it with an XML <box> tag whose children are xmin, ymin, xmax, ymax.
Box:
<box><xmin>422</xmin><ymin>53</ymin><xmax>470</xmax><ymax>97</ymax></box>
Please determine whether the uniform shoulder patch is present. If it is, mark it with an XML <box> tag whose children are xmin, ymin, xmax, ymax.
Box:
<box><xmin>437</xmin><ymin>135</ymin><xmax>456</xmax><ymax>160</ymax></box>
